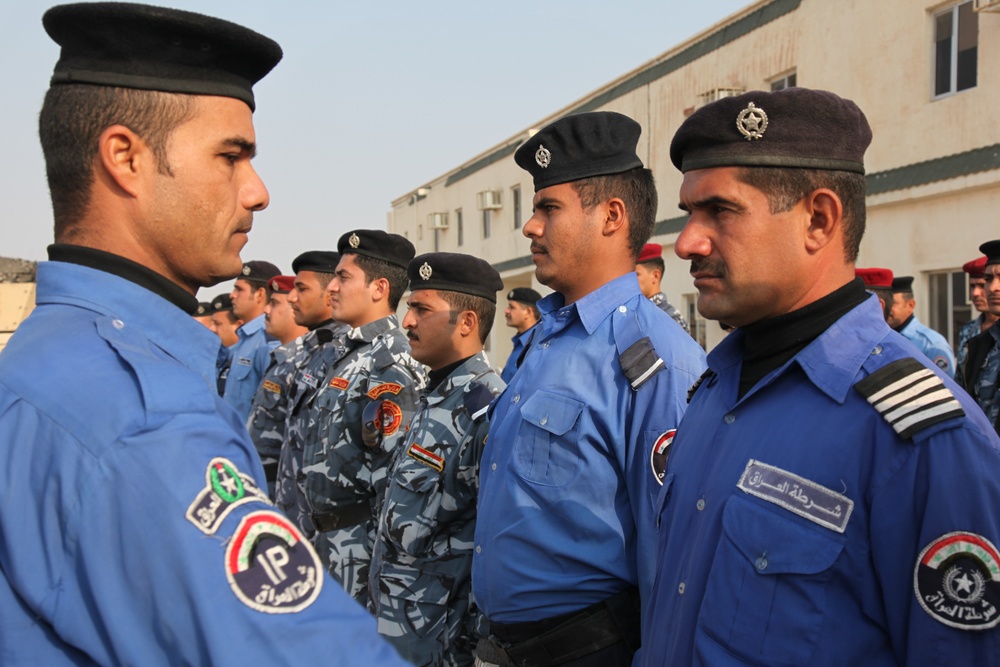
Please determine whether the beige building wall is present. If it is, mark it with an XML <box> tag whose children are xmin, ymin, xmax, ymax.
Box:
<box><xmin>390</xmin><ymin>0</ymin><xmax>1000</xmax><ymax>368</ymax></box>
<box><xmin>0</xmin><ymin>283</ymin><xmax>37</xmax><ymax>352</ymax></box>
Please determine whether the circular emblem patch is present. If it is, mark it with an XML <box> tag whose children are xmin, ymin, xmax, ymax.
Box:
<box><xmin>934</xmin><ymin>356</ymin><xmax>950</xmax><ymax>371</ymax></box>
<box><xmin>914</xmin><ymin>531</ymin><xmax>1000</xmax><ymax>630</ymax></box>
<box><xmin>361</xmin><ymin>399</ymin><xmax>404</xmax><ymax>448</ymax></box>
<box><xmin>349</xmin><ymin>233</ymin><xmax>361</xmax><ymax>249</ymax></box>
<box><xmin>419</xmin><ymin>262</ymin><xmax>433</xmax><ymax>280</ymax></box>
<box><xmin>242</xmin><ymin>265</ymin><xmax>251</xmax><ymax>276</ymax></box>
<box><xmin>649</xmin><ymin>429</ymin><xmax>676</xmax><ymax>485</ymax></box>
<box><xmin>535</xmin><ymin>144</ymin><xmax>551</xmax><ymax>168</ymax></box>
<box><xmin>225</xmin><ymin>511</ymin><xmax>323</xmax><ymax>614</ymax></box>
<box><xmin>736</xmin><ymin>102</ymin><xmax>768</xmax><ymax>141</ymax></box>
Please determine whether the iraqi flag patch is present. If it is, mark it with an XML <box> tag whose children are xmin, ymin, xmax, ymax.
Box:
<box><xmin>915</xmin><ymin>531</ymin><xmax>1000</xmax><ymax>630</ymax></box>
<box><xmin>649</xmin><ymin>429</ymin><xmax>676</xmax><ymax>485</ymax></box>
<box><xmin>225</xmin><ymin>511</ymin><xmax>324</xmax><ymax>614</ymax></box>
<box><xmin>408</xmin><ymin>444</ymin><xmax>444</xmax><ymax>472</ymax></box>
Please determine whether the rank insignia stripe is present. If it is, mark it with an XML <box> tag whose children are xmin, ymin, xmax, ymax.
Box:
<box><xmin>185</xmin><ymin>457</ymin><xmax>269</xmax><ymax>535</ymax></box>
<box><xmin>736</xmin><ymin>459</ymin><xmax>853</xmax><ymax>533</ymax></box>
<box><xmin>262</xmin><ymin>380</ymin><xmax>281</xmax><ymax>394</ymax></box>
<box><xmin>367</xmin><ymin>382</ymin><xmax>403</xmax><ymax>399</ymax></box>
<box><xmin>408</xmin><ymin>444</ymin><xmax>444</xmax><ymax>472</ymax></box>
<box><xmin>329</xmin><ymin>377</ymin><xmax>349</xmax><ymax>390</ymax></box>
<box><xmin>854</xmin><ymin>357</ymin><xmax>965</xmax><ymax>440</ymax></box>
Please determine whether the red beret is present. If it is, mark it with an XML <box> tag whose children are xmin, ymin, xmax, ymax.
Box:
<box><xmin>637</xmin><ymin>243</ymin><xmax>663</xmax><ymax>264</ymax></box>
<box><xmin>963</xmin><ymin>257</ymin><xmax>987</xmax><ymax>278</ymax></box>
<box><xmin>268</xmin><ymin>275</ymin><xmax>295</xmax><ymax>294</ymax></box>
<box><xmin>855</xmin><ymin>267</ymin><xmax>893</xmax><ymax>289</ymax></box>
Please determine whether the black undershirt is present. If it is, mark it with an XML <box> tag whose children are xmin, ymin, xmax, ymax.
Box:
<box><xmin>738</xmin><ymin>277</ymin><xmax>868</xmax><ymax>399</ymax></box>
<box><xmin>893</xmin><ymin>314</ymin><xmax>914</xmax><ymax>333</ymax></box>
<box><xmin>426</xmin><ymin>355</ymin><xmax>474</xmax><ymax>393</ymax></box>
<box><xmin>48</xmin><ymin>244</ymin><xmax>199</xmax><ymax>314</ymax></box>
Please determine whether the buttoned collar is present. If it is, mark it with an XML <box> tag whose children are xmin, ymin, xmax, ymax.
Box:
<box><xmin>537</xmin><ymin>272</ymin><xmax>642</xmax><ymax>336</ymax></box>
<box><xmin>237</xmin><ymin>313</ymin><xmax>266</xmax><ymax>339</ymax></box>
<box><xmin>346</xmin><ymin>314</ymin><xmax>399</xmax><ymax>344</ymax></box>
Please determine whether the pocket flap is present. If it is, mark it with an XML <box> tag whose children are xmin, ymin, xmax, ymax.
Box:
<box><xmin>722</xmin><ymin>497</ymin><xmax>844</xmax><ymax>575</ymax></box>
<box><xmin>519</xmin><ymin>390</ymin><xmax>584</xmax><ymax>436</ymax></box>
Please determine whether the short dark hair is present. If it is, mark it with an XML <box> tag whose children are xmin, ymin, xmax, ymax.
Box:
<box><xmin>572</xmin><ymin>167</ymin><xmax>657</xmax><ymax>259</ymax></box>
<box><xmin>638</xmin><ymin>256</ymin><xmax>665</xmax><ymax>274</ymax></box>
<box><xmin>869</xmin><ymin>286</ymin><xmax>893</xmax><ymax>320</ymax></box>
<box><xmin>312</xmin><ymin>271</ymin><xmax>336</xmax><ymax>291</ymax></box>
<box><xmin>350</xmin><ymin>252</ymin><xmax>410</xmax><ymax>310</ymax></box>
<box><xmin>38</xmin><ymin>84</ymin><xmax>195</xmax><ymax>238</ymax></box>
<box><xmin>736</xmin><ymin>167</ymin><xmax>867</xmax><ymax>263</ymax></box>
<box><xmin>439</xmin><ymin>291</ymin><xmax>496</xmax><ymax>344</ymax></box>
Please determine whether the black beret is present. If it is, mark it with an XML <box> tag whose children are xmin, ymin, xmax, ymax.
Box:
<box><xmin>194</xmin><ymin>301</ymin><xmax>212</xmax><ymax>316</ymax></box>
<box><xmin>514</xmin><ymin>112</ymin><xmax>644</xmax><ymax>192</ymax></box>
<box><xmin>408</xmin><ymin>253</ymin><xmax>504</xmax><ymax>303</ymax></box>
<box><xmin>292</xmin><ymin>251</ymin><xmax>341</xmax><ymax>275</ymax></box>
<box><xmin>238</xmin><ymin>260</ymin><xmax>281</xmax><ymax>284</ymax></box>
<box><xmin>338</xmin><ymin>230</ymin><xmax>415</xmax><ymax>269</ymax></box>
<box><xmin>670</xmin><ymin>88</ymin><xmax>872</xmax><ymax>175</ymax></box>
<box><xmin>891</xmin><ymin>276</ymin><xmax>914</xmax><ymax>293</ymax></box>
<box><xmin>211</xmin><ymin>293</ymin><xmax>233</xmax><ymax>312</ymax></box>
<box><xmin>43</xmin><ymin>3</ymin><xmax>282</xmax><ymax>111</ymax></box>
<box><xmin>507</xmin><ymin>287</ymin><xmax>542</xmax><ymax>305</ymax></box>
<box><xmin>981</xmin><ymin>240</ymin><xmax>1000</xmax><ymax>267</ymax></box>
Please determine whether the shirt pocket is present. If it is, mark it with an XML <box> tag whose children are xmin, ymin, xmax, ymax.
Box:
<box><xmin>384</xmin><ymin>458</ymin><xmax>443</xmax><ymax>557</ymax></box>
<box><xmin>511</xmin><ymin>390</ymin><xmax>584</xmax><ymax>487</ymax></box>
<box><xmin>698</xmin><ymin>495</ymin><xmax>844</xmax><ymax>667</ymax></box>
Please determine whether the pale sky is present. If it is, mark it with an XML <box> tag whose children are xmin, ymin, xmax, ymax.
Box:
<box><xmin>2</xmin><ymin>0</ymin><xmax>751</xmax><ymax>298</ymax></box>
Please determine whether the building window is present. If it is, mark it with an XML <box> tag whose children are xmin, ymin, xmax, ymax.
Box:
<box><xmin>934</xmin><ymin>2</ymin><xmax>977</xmax><ymax>97</ymax></box>
<box><xmin>769</xmin><ymin>71</ymin><xmax>796</xmax><ymax>91</ymax></box>
<box><xmin>512</xmin><ymin>185</ymin><xmax>522</xmax><ymax>229</ymax></box>
<box><xmin>456</xmin><ymin>209</ymin><xmax>463</xmax><ymax>247</ymax></box>
<box><xmin>482</xmin><ymin>209</ymin><xmax>491</xmax><ymax>239</ymax></box>
<box><xmin>927</xmin><ymin>269</ymin><xmax>968</xmax><ymax>348</ymax></box>
<box><xmin>683</xmin><ymin>293</ymin><xmax>707</xmax><ymax>350</ymax></box>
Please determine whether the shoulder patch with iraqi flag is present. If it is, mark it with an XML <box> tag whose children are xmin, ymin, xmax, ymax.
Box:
<box><xmin>185</xmin><ymin>457</ymin><xmax>270</xmax><ymax>535</ymax></box>
<box><xmin>915</xmin><ymin>531</ymin><xmax>1000</xmax><ymax>630</ymax></box>
<box><xmin>408</xmin><ymin>443</ymin><xmax>444</xmax><ymax>472</ymax></box>
<box><xmin>225</xmin><ymin>510</ymin><xmax>323</xmax><ymax>614</ymax></box>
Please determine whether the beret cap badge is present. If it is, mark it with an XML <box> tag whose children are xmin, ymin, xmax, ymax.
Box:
<box><xmin>418</xmin><ymin>262</ymin><xmax>433</xmax><ymax>281</ymax></box>
<box><xmin>736</xmin><ymin>102</ymin><xmax>768</xmax><ymax>141</ymax></box>
<box><xmin>242</xmin><ymin>265</ymin><xmax>251</xmax><ymax>276</ymax></box>
<box><xmin>535</xmin><ymin>145</ymin><xmax>552</xmax><ymax>169</ymax></box>
<box><xmin>349</xmin><ymin>233</ymin><xmax>361</xmax><ymax>249</ymax></box>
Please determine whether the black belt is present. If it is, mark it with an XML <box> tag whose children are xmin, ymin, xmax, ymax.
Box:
<box><xmin>309</xmin><ymin>500</ymin><xmax>372</xmax><ymax>533</ymax></box>
<box><xmin>485</xmin><ymin>587</ymin><xmax>641</xmax><ymax>667</ymax></box>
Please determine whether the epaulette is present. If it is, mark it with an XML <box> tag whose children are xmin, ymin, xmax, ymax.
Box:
<box><xmin>613</xmin><ymin>306</ymin><xmax>665</xmax><ymax>391</ymax></box>
<box><xmin>687</xmin><ymin>369</ymin><xmax>716</xmax><ymax>403</ymax></box>
<box><xmin>854</xmin><ymin>357</ymin><xmax>965</xmax><ymax>440</ymax></box>
<box><xmin>463</xmin><ymin>382</ymin><xmax>496</xmax><ymax>422</ymax></box>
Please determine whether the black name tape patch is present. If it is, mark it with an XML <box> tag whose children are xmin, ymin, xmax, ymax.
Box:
<box><xmin>737</xmin><ymin>459</ymin><xmax>853</xmax><ymax>533</ymax></box>
<box><xmin>185</xmin><ymin>457</ymin><xmax>269</xmax><ymax>535</ymax></box>
<box><xmin>225</xmin><ymin>510</ymin><xmax>324</xmax><ymax>614</ymax></box>
<box><xmin>915</xmin><ymin>531</ymin><xmax>1000</xmax><ymax>630</ymax></box>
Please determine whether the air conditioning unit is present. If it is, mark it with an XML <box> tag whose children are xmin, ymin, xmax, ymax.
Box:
<box><xmin>428</xmin><ymin>212</ymin><xmax>449</xmax><ymax>229</ymax></box>
<box><xmin>974</xmin><ymin>0</ymin><xmax>1000</xmax><ymax>11</ymax></box>
<box><xmin>477</xmin><ymin>190</ymin><xmax>503</xmax><ymax>211</ymax></box>
<box><xmin>699</xmin><ymin>87</ymin><xmax>745</xmax><ymax>105</ymax></box>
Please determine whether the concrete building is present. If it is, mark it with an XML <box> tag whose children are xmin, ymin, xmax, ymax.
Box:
<box><xmin>0</xmin><ymin>258</ymin><xmax>37</xmax><ymax>353</ymax></box>
<box><xmin>389</xmin><ymin>0</ymin><xmax>1000</xmax><ymax>368</ymax></box>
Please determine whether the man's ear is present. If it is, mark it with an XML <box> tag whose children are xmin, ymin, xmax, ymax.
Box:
<box><xmin>602</xmin><ymin>198</ymin><xmax>627</xmax><ymax>237</ymax></box>
<box><xmin>803</xmin><ymin>188</ymin><xmax>843</xmax><ymax>254</ymax></box>
<box><xmin>96</xmin><ymin>124</ymin><xmax>152</xmax><ymax>198</ymax></box>
<box><xmin>369</xmin><ymin>276</ymin><xmax>390</xmax><ymax>303</ymax></box>
<box><xmin>457</xmin><ymin>310</ymin><xmax>477</xmax><ymax>338</ymax></box>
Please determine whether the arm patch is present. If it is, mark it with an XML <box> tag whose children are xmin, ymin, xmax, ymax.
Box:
<box><xmin>854</xmin><ymin>357</ymin><xmax>965</xmax><ymax>440</ymax></box>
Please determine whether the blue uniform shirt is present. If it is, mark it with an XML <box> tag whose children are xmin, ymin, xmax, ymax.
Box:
<box><xmin>223</xmin><ymin>312</ymin><xmax>278</xmax><ymax>420</ymax></box>
<box><xmin>642</xmin><ymin>296</ymin><xmax>1000</xmax><ymax>666</ymax></box>
<box><xmin>474</xmin><ymin>272</ymin><xmax>706</xmax><ymax>623</ymax></box>
<box><xmin>899</xmin><ymin>315</ymin><xmax>956</xmax><ymax>377</ymax></box>
<box><xmin>500</xmin><ymin>325</ymin><xmax>536</xmax><ymax>384</ymax></box>
<box><xmin>0</xmin><ymin>261</ymin><xmax>409</xmax><ymax>666</ymax></box>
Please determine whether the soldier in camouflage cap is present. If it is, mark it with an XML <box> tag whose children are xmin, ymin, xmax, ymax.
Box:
<box><xmin>276</xmin><ymin>251</ymin><xmax>350</xmax><ymax>528</ymax></box>
<box><xmin>300</xmin><ymin>230</ymin><xmax>427</xmax><ymax>606</ymax></box>
<box><xmin>369</xmin><ymin>252</ymin><xmax>505</xmax><ymax>667</ymax></box>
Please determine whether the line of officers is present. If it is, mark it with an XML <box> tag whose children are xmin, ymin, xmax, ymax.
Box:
<box><xmin>7</xmin><ymin>3</ymin><xmax>1000</xmax><ymax>666</ymax></box>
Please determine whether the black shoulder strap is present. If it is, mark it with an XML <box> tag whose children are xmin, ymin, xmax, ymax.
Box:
<box><xmin>854</xmin><ymin>357</ymin><xmax>965</xmax><ymax>440</ymax></box>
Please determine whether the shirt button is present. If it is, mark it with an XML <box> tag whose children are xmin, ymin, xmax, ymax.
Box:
<box><xmin>541</xmin><ymin>341</ymin><xmax>550</xmax><ymax>349</ymax></box>
<box><xmin>540</xmin><ymin>416</ymin><xmax>548</xmax><ymax>426</ymax></box>
<box><xmin>755</xmin><ymin>555</ymin><xmax>768</xmax><ymax>571</ymax></box>
<box><xmin>724</xmin><ymin>413</ymin><xmax>735</xmax><ymax>424</ymax></box>
<box><xmin>476</xmin><ymin>545</ymin><xmax>482</xmax><ymax>554</ymax></box>
<box><xmin>513</xmin><ymin>394</ymin><xmax>520</xmax><ymax>404</ymax></box>
<box><xmin>678</xmin><ymin>582</ymin><xmax>686</xmax><ymax>594</ymax></box>
<box><xmin>696</xmin><ymin>498</ymin><xmax>706</xmax><ymax>511</ymax></box>
<box><xmin>871</xmin><ymin>344</ymin><xmax>883</xmax><ymax>355</ymax></box>
<box><xmin>618</xmin><ymin>306</ymin><xmax>628</xmax><ymax>314</ymax></box>
<box><xmin>112</xmin><ymin>319</ymin><xmax>124</xmax><ymax>330</ymax></box>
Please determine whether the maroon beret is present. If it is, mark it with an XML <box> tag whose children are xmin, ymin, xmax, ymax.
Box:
<box><xmin>855</xmin><ymin>267</ymin><xmax>893</xmax><ymax>289</ymax></box>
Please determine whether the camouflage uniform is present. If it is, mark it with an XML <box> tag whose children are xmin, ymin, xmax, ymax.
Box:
<box><xmin>369</xmin><ymin>352</ymin><xmax>504</xmax><ymax>667</ymax></box>
<box><xmin>649</xmin><ymin>291</ymin><xmax>690</xmax><ymax>334</ymax></box>
<box><xmin>956</xmin><ymin>314</ymin><xmax>986</xmax><ymax>372</ymax></box>
<box><xmin>275</xmin><ymin>320</ymin><xmax>349</xmax><ymax>536</ymax></box>
<box><xmin>245</xmin><ymin>339</ymin><xmax>301</xmax><ymax>497</ymax></box>
<box><xmin>960</xmin><ymin>322</ymin><xmax>1000</xmax><ymax>430</ymax></box>
<box><xmin>302</xmin><ymin>315</ymin><xmax>426</xmax><ymax>606</ymax></box>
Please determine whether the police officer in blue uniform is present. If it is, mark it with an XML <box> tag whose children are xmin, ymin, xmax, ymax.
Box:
<box><xmin>474</xmin><ymin>112</ymin><xmax>707</xmax><ymax>666</ymax></box>
<box><xmin>0</xmin><ymin>4</ymin><xmax>408</xmax><ymax>664</ymax></box>
<box><xmin>888</xmin><ymin>275</ymin><xmax>956</xmax><ymax>377</ymax></box>
<box><xmin>499</xmin><ymin>286</ymin><xmax>542</xmax><ymax>384</ymax></box>
<box><xmin>641</xmin><ymin>88</ymin><xmax>1000</xmax><ymax>666</ymax></box>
